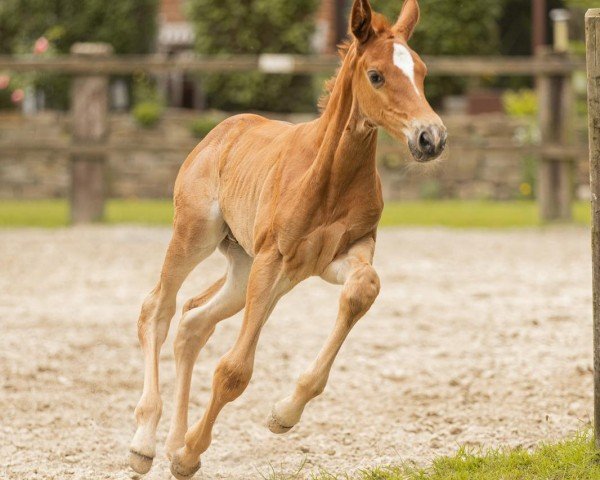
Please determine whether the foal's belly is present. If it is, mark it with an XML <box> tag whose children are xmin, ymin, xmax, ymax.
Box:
<box><xmin>216</xmin><ymin>125</ymin><xmax>293</xmax><ymax>256</ymax></box>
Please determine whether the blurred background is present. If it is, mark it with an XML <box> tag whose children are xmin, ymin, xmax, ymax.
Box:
<box><xmin>0</xmin><ymin>0</ymin><xmax>595</xmax><ymax>227</ymax></box>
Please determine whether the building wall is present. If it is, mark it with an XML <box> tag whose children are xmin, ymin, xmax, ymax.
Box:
<box><xmin>160</xmin><ymin>0</ymin><xmax>187</xmax><ymax>23</ymax></box>
<box><xmin>315</xmin><ymin>0</ymin><xmax>337</xmax><ymax>53</ymax></box>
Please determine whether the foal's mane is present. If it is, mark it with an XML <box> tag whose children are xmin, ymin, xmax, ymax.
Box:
<box><xmin>318</xmin><ymin>12</ymin><xmax>392</xmax><ymax>113</ymax></box>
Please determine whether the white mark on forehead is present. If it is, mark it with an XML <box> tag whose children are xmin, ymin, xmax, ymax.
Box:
<box><xmin>393</xmin><ymin>43</ymin><xmax>420</xmax><ymax>96</ymax></box>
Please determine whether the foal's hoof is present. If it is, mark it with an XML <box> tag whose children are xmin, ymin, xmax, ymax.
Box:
<box><xmin>267</xmin><ymin>410</ymin><xmax>294</xmax><ymax>434</ymax></box>
<box><xmin>170</xmin><ymin>451</ymin><xmax>201</xmax><ymax>480</ymax></box>
<box><xmin>129</xmin><ymin>450</ymin><xmax>154</xmax><ymax>474</ymax></box>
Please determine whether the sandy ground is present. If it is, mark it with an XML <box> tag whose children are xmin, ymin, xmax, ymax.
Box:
<box><xmin>0</xmin><ymin>226</ymin><xmax>594</xmax><ymax>479</ymax></box>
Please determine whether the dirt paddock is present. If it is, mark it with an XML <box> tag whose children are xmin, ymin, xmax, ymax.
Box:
<box><xmin>0</xmin><ymin>226</ymin><xmax>594</xmax><ymax>479</ymax></box>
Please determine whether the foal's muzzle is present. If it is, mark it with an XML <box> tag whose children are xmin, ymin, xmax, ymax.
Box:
<box><xmin>408</xmin><ymin>125</ymin><xmax>447</xmax><ymax>163</ymax></box>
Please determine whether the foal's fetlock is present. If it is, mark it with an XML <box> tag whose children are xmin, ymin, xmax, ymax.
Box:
<box><xmin>129</xmin><ymin>422</ymin><xmax>157</xmax><ymax>473</ymax></box>
<box><xmin>170</xmin><ymin>447</ymin><xmax>201</xmax><ymax>480</ymax></box>
<box><xmin>129</xmin><ymin>399</ymin><xmax>162</xmax><ymax>473</ymax></box>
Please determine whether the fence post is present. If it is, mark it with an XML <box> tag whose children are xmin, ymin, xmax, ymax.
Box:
<box><xmin>69</xmin><ymin>42</ymin><xmax>112</xmax><ymax>224</ymax></box>
<box><xmin>586</xmin><ymin>7</ymin><xmax>600</xmax><ymax>450</ymax></box>
<box><xmin>537</xmin><ymin>12</ymin><xmax>574</xmax><ymax>222</ymax></box>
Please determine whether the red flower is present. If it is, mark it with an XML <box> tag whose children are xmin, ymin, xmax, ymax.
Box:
<box><xmin>11</xmin><ymin>89</ymin><xmax>24</xmax><ymax>103</ymax></box>
<box><xmin>0</xmin><ymin>75</ymin><xmax>9</xmax><ymax>90</ymax></box>
<box><xmin>34</xmin><ymin>37</ymin><xmax>49</xmax><ymax>55</ymax></box>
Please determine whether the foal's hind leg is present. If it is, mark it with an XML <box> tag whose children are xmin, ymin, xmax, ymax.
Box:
<box><xmin>268</xmin><ymin>238</ymin><xmax>380</xmax><ymax>434</ymax></box>
<box><xmin>165</xmin><ymin>240</ymin><xmax>252</xmax><ymax>458</ymax></box>
<box><xmin>129</xmin><ymin>208</ymin><xmax>225</xmax><ymax>474</ymax></box>
<box><xmin>170</xmin><ymin>248</ymin><xmax>291</xmax><ymax>479</ymax></box>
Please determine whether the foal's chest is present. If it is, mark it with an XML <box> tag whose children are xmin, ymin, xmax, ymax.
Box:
<box><xmin>280</xmin><ymin>199</ymin><xmax>382</xmax><ymax>278</ymax></box>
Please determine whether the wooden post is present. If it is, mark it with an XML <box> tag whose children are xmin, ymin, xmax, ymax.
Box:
<box><xmin>532</xmin><ymin>0</ymin><xmax>547</xmax><ymax>53</ymax></box>
<box><xmin>586</xmin><ymin>8</ymin><xmax>600</xmax><ymax>450</ymax></box>
<box><xmin>537</xmin><ymin>28</ymin><xmax>574</xmax><ymax>221</ymax></box>
<box><xmin>69</xmin><ymin>42</ymin><xmax>112</xmax><ymax>224</ymax></box>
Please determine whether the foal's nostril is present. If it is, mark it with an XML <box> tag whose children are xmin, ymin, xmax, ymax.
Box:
<box><xmin>418</xmin><ymin>130</ymin><xmax>435</xmax><ymax>154</ymax></box>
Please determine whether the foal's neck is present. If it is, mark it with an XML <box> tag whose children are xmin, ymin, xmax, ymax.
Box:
<box><xmin>309</xmin><ymin>47</ymin><xmax>378</xmax><ymax>191</ymax></box>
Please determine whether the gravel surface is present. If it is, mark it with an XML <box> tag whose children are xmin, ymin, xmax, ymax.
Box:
<box><xmin>0</xmin><ymin>226</ymin><xmax>593</xmax><ymax>479</ymax></box>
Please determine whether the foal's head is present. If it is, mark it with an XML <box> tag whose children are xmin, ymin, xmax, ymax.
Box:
<box><xmin>350</xmin><ymin>0</ymin><xmax>446</xmax><ymax>162</ymax></box>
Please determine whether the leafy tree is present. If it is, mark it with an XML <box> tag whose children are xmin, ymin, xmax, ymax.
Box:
<box><xmin>0</xmin><ymin>0</ymin><xmax>158</xmax><ymax>108</ymax></box>
<box><xmin>371</xmin><ymin>0</ymin><xmax>504</xmax><ymax>103</ymax></box>
<box><xmin>0</xmin><ymin>0</ymin><xmax>157</xmax><ymax>55</ymax></box>
<box><xmin>188</xmin><ymin>0</ymin><xmax>319</xmax><ymax>112</ymax></box>
<box><xmin>372</xmin><ymin>0</ymin><xmax>503</xmax><ymax>56</ymax></box>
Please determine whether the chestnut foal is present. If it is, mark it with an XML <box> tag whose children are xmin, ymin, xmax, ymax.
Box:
<box><xmin>129</xmin><ymin>0</ymin><xmax>446</xmax><ymax>478</ymax></box>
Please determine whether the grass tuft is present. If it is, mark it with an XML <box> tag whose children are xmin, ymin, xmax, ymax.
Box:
<box><xmin>322</xmin><ymin>431</ymin><xmax>600</xmax><ymax>480</ymax></box>
<box><xmin>265</xmin><ymin>431</ymin><xmax>600</xmax><ymax>480</ymax></box>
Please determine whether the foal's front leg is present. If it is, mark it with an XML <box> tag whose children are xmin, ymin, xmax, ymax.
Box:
<box><xmin>268</xmin><ymin>238</ymin><xmax>380</xmax><ymax>433</ymax></box>
<box><xmin>170</xmin><ymin>248</ymin><xmax>291</xmax><ymax>479</ymax></box>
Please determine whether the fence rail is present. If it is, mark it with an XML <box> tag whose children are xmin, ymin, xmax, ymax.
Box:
<box><xmin>0</xmin><ymin>45</ymin><xmax>588</xmax><ymax>223</ymax></box>
<box><xmin>0</xmin><ymin>140</ymin><xmax>588</xmax><ymax>159</ymax></box>
<box><xmin>0</xmin><ymin>53</ymin><xmax>586</xmax><ymax>76</ymax></box>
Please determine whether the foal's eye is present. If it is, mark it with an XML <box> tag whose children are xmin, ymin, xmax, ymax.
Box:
<box><xmin>367</xmin><ymin>70</ymin><xmax>384</xmax><ymax>88</ymax></box>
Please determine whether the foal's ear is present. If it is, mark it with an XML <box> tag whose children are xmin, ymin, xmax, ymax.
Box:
<box><xmin>393</xmin><ymin>0</ymin><xmax>420</xmax><ymax>41</ymax></box>
<box><xmin>350</xmin><ymin>0</ymin><xmax>374</xmax><ymax>44</ymax></box>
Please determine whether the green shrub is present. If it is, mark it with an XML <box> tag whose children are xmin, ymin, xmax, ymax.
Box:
<box><xmin>0</xmin><ymin>0</ymin><xmax>158</xmax><ymax>110</ymax></box>
<box><xmin>187</xmin><ymin>0</ymin><xmax>318</xmax><ymax>113</ymax></box>
<box><xmin>0</xmin><ymin>76</ymin><xmax>18</xmax><ymax>110</ymax></box>
<box><xmin>132</xmin><ymin>73</ymin><xmax>160</xmax><ymax>104</ymax></box>
<box><xmin>0</xmin><ymin>0</ymin><xmax>157</xmax><ymax>55</ymax></box>
<box><xmin>371</xmin><ymin>0</ymin><xmax>504</xmax><ymax>104</ymax></box>
<box><xmin>520</xmin><ymin>156</ymin><xmax>537</xmax><ymax>200</ymax></box>
<box><xmin>189</xmin><ymin>116</ymin><xmax>220</xmax><ymax>139</ymax></box>
<box><xmin>131</xmin><ymin>73</ymin><xmax>164</xmax><ymax>128</ymax></box>
<box><xmin>0</xmin><ymin>90</ymin><xmax>12</xmax><ymax>110</ymax></box>
<box><xmin>132</xmin><ymin>101</ymin><xmax>163</xmax><ymax>128</ymax></box>
<box><xmin>503</xmin><ymin>89</ymin><xmax>538</xmax><ymax>118</ymax></box>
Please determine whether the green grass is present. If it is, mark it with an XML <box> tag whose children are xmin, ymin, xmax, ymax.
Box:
<box><xmin>0</xmin><ymin>199</ymin><xmax>174</xmax><ymax>227</ymax></box>
<box><xmin>0</xmin><ymin>199</ymin><xmax>70</xmax><ymax>227</ymax></box>
<box><xmin>0</xmin><ymin>199</ymin><xmax>592</xmax><ymax>228</ymax></box>
<box><xmin>380</xmin><ymin>200</ymin><xmax>591</xmax><ymax>228</ymax></box>
<box><xmin>105</xmin><ymin>199</ymin><xmax>174</xmax><ymax>225</ymax></box>
<box><xmin>264</xmin><ymin>431</ymin><xmax>600</xmax><ymax>480</ymax></box>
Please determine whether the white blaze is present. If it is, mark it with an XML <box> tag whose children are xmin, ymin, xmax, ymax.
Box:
<box><xmin>393</xmin><ymin>43</ymin><xmax>420</xmax><ymax>96</ymax></box>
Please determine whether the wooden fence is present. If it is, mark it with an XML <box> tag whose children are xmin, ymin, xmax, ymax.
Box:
<box><xmin>0</xmin><ymin>52</ymin><xmax>584</xmax><ymax>76</ymax></box>
<box><xmin>586</xmin><ymin>8</ymin><xmax>600</xmax><ymax>450</ymax></box>
<box><xmin>0</xmin><ymin>44</ymin><xmax>587</xmax><ymax>223</ymax></box>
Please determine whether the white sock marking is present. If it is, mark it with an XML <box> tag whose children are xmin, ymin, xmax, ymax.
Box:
<box><xmin>393</xmin><ymin>44</ymin><xmax>420</xmax><ymax>96</ymax></box>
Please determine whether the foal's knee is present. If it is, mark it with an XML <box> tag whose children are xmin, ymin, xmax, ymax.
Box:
<box><xmin>341</xmin><ymin>264</ymin><xmax>380</xmax><ymax>318</ymax></box>
<box><xmin>214</xmin><ymin>355</ymin><xmax>253</xmax><ymax>402</ymax></box>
